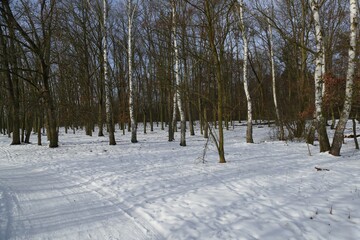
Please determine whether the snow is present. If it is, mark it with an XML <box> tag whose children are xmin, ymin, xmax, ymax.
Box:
<box><xmin>0</xmin><ymin>123</ymin><xmax>359</xmax><ymax>240</ymax></box>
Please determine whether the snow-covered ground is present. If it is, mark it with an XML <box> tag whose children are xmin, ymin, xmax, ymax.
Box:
<box><xmin>0</xmin><ymin>123</ymin><xmax>359</xmax><ymax>240</ymax></box>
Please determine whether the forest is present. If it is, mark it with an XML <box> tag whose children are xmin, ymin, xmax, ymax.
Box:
<box><xmin>0</xmin><ymin>0</ymin><xmax>358</xmax><ymax>160</ymax></box>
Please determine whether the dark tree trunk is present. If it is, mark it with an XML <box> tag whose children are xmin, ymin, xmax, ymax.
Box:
<box><xmin>318</xmin><ymin>119</ymin><xmax>330</xmax><ymax>152</ymax></box>
<box><xmin>353</xmin><ymin>118</ymin><xmax>359</xmax><ymax>150</ymax></box>
<box><xmin>24</xmin><ymin>113</ymin><xmax>33</xmax><ymax>144</ymax></box>
<box><xmin>37</xmin><ymin>112</ymin><xmax>42</xmax><ymax>146</ymax></box>
<box><xmin>98</xmin><ymin>96</ymin><xmax>104</xmax><ymax>136</ymax></box>
<box><xmin>0</xmin><ymin>26</ymin><xmax>20</xmax><ymax>145</ymax></box>
<box><xmin>180</xmin><ymin>119</ymin><xmax>186</xmax><ymax>146</ymax></box>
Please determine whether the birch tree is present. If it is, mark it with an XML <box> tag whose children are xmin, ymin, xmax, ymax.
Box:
<box><xmin>103</xmin><ymin>0</ymin><xmax>116</xmax><ymax>145</ymax></box>
<box><xmin>238</xmin><ymin>0</ymin><xmax>253</xmax><ymax>143</ymax></box>
<box><xmin>128</xmin><ymin>0</ymin><xmax>138</xmax><ymax>143</ymax></box>
<box><xmin>330</xmin><ymin>0</ymin><xmax>358</xmax><ymax>156</ymax></box>
<box><xmin>309</xmin><ymin>0</ymin><xmax>330</xmax><ymax>152</ymax></box>
<box><xmin>267</xmin><ymin>3</ymin><xmax>284</xmax><ymax>140</ymax></box>
<box><xmin>172</xmin><ymin>1</ymin><xmax>186</xmax><ymax>146</ymax></box>
<box><xmin>269</xmin><ymin>26</ymin><xmax>284</xmax><ymax>140</ymax></box>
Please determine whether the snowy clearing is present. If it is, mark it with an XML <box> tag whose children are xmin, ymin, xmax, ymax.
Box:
<box><xmin>0</xmin><ymin>124</ymin><xmax>359</xmax><ymax>240</ymax></box>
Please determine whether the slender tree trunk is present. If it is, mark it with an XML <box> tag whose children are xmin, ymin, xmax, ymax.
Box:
<box><xmin>168</xmin><ymin>90</ymin><xmax>175</xmax><ymax>141</ymax></box>
<box><xmin>330</xmin><ymin>0</ymin><xmax>358</xmax><ymax>156</ymax></box>
<box><xmin>181</xmin><ymin>16</ymin><xmax>194</xmax><ymax>137</ymax></box>
<box><xmin>98</xmin><ymin>23</ymin><xmax>105</xmax><ymax>137</ymax></box>
<box><xmin>204</xmin><ymin>0</ymin><xmax>225</xmax><ymax>163</ymax></box>
<box><xmin>238</xmin><ymin>0</ymin><xmax>253</xmax><ymax>143</ymax></box>
<box><xmin>160</xmin><ymin>90</ymin><xmax>164</xmax><ymax>130</ymax></box>
<box><xmin>204</xmin><ymin>108</ymin><xmax>209</xmax><ymax>139</ymax></box>
<box><xmin>97</xmin><ymin>96</ymin><xmax>104</xmax><ymax>136</ymax></box>
<box><xmin>43</xmin><ymin>72</ymin><xmax>58</xmax><ymax>148</ymax></box>
<box><xmin>309</xmin><ymin>0</ymin><xmax>330</xmax><ymax>152</ymax></box>
<box><xmin>198</xmin><ymin>78</ymin><xmax>203</xmax><ymax>135</ymax></box>
<box><xmin>128</xmin><ymin>0</ymin><xmax>137</xmax><ymax>143</ymax></box>
<box><xmin>83</xmin><ymin>6</ymin><xmax>93</xmax><ymax>137</ymax></box>
<box><xmin>171</xmin><ymin>92</ymin><xmax>177</xmax><ymax>137</ymax></box>
<box><xmin>0</xmin><ymin>106</ymin><xmax>3</xmax><ymax>135</ymax></box>
<box><xmin>7</xmin><ymin>113</ymin><xmax>10</xmax><ymax>138</ymax></box>
<box><xmin>321</xmin><ymin>45</ymin><xmax>326</xmax><ymax>97</ymax></box>
<box><xmin>150</xmin><ymin>109</ymin><xmax>153</xmax><ymax>132</ymax></box>
<box><xmin>103</xmin><ymin>0</ymin><xmax>116</xmax><ymax>145</ymax></box>
<box><xmin>352</xmin><ymin>118</ymin><xmax>359</xmax><ymax>150</ymax></box>
<box><xmin>24</xmin><ymin>112</ymin><xmax>33</xmax><ymax>144</ymax></box>
<box><xmin>41</xmin><ymin>18</ymin><xmax>59</xmax><ymax>149</ymax></box>
<box><xmin>187</xmin><ymin>93</ymin><xmax>195</xmax><ymax>136</ymax></box>
<box><xmin>172</xmin><ymin>2</ymin><xmax>186</xmax><ymax>146</ymax></box>
<box><xmin>268</xmin><ymin>21</ymin><xmax>285</xmax><ymax>140</ymax></box>
<box><xmin>37</xmin><ymin>112</ymin><xmax>42</xmax><ymax>146</ymax></box>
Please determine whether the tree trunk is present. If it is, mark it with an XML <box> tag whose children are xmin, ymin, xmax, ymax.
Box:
<box><xmin>168</xmin><ymin>90</ymin><xmax>174</xmax><ymax>141</ymax></box>
<box><xmin>204</xmin><ymin>108</ymin><xmax>209</xmax><ymax>139</ymax></box>
<box><xmin>268</xmin><ymin>21</ymin><xmax>285</xmax><ymax>140</ymax></box>
<box><xmin>43</xmin><ymin>79</ymin><xmax>58</xmax><ymax>148</ymax></box>
<box><xmin>181</xmin><ymin>15</ymin><xmax>195</xmax><ymax>137</ymax></box>
<box><xmin>0</xmin><ymin>106</ymin><xmax>3</xmax><ymax>135</ymax></box>
<box><xmin>352</xmin><ymin>118</ymin><xmax>359</xmax><ymax>150</ymax></box>
<box><xmin>37</xmin><ymin>113</ymin><xmax>42</xmax><ymax>146</ymax></box>
<box><xmin>238</xmin><ymin>0</ymin><xmax>253</xmax><ymax>143</ymax></box>
<box><xmin>330</xmin><ymin>0</ymin><xmax>357</xmax><ymax>156</ymax></box>
<box><xmin>24</xmin><ymin>112</ymin><xmax>33</xmax><ymax>144</ymax></box>
<box><xmin>128</xmin><ymin>0</ymin><xmax>137</xmax><ymax>143</ymax></box>
<box><xmin>309</xmin><ymin>0</ymin><xmax>330</xmax><ymax>152</ymax></box>
<box><xmin>98</xmin><ymin>71</ymin><xmax>105</xmax><ymax>136</ymax></box>
<box><xmin>171</xmin><ymin>92</ymin><xmax>177</xmax><ymax>139</ymax></box>
<box><xmin>172</xmin><ymin>2</ymin><xmax>186</xmax><ymax>146</ymax></box>
<box><xmin>150</xmin><ymin>109</ymin><xmax>153</xmax><ymax>132</ymax></box>
<box><xmin>204</xmin><ymin>0</ymin><xmax>225</xmax><ymax>163</ymax></box>
<box><xmin>103</xmin><ymin>0</ymin><xmax>116</xmax><ymax>145</ymax></box>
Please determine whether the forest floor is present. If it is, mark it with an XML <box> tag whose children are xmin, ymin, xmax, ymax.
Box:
<box><xmin>0</xmin><ymin>123</ymin><xmax>359</xmax><ymax>240</ymax></box>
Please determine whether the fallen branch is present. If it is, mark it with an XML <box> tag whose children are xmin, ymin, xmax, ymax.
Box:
<box><xmin>315</xmin><ymin>167</ymin><xmax>330</xmax><ymax>171</ymax></box>
<box><xmin>344</xmin><ymin>134</ymin><xmax>360</xmax><ymax>138</ymax></box>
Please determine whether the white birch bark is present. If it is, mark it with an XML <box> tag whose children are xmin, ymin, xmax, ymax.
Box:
<box><xmin>128</xmin><ymin>0</ymin><xmax>137</xmax><ymax>143</ymax></box>
<box><xmin>321</xmin><ymin>45</ymin><xmax>326</xmax><ymax>97</ymax></box>
<box><xmin>310</xmin><ymin>0</ymin><xmax>324</xmax><ymax>121</ymax></box>
<box><xmin>238</xmin><ymin>0</ymin><xmax>253</xmax><ymax>143</ymax></box>
<box><xmin>171</xmin><ymin>89</ymin><xmax>177</xmax><ymax>140</ymax></box>
<box><xmin>103</xmin><ymin>0</ymin><xmax>116</xmax><ymax>145</ymax></box>
<box><xmin>330</xmin><ymin>0</ymin><xmax>358</xmax><ymax>156</ymax></box>
<box><xmin>172</xmin><ymin>1</ymin><xmax>186</xmax><ymax>146</ymax></box>
<box><xmin>309</xmin><ymin>0</ymin><xmax>330</xmax><ymax>152</ymax></box>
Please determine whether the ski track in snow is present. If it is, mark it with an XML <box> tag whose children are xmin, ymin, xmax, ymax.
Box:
<box><xmin>0</xmin><ymin>124</ymin><xmax>360</xmax><ymax>239</ymax></box>
<box><xmin>0</xmin><ymin>143</ymin><xmax>162</xmax><ymax>240</ymax></box>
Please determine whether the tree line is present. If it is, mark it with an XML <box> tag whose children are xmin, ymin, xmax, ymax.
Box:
<box><xmin>0</xmin><ymin>0</ymin><xmax>358</xmax><ymax>161</ymax></box>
